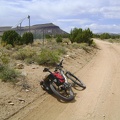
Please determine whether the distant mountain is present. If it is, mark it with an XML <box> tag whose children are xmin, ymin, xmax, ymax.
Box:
<box><xmin>0</xmin><ymin>23</ymin><xmax>68</xmax><ymax>38</ymax></box>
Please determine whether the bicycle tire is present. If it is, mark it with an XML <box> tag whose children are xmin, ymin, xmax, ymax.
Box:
<box><xmin>41</xmin><ymin>74</ymin><xmax>54</xmax><ymax>94</ymax></box>
<box><xmin>66</xmin><ymin>72</ymin><xmax>86</xmax><ymax>89</ymax></box>
<box><xmin>50</xmin><ymin>81</ymin><xmax>74</xmax><ymax>101</ymax></box>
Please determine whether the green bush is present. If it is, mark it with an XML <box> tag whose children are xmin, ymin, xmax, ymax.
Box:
<box><xmin>2</xmin><ymin>30</ymin><xmax>21</xmax><ymax>46</ymax></box>
<box><xmin>56</xmin><ymin>36</ymin><xmax>63</xmax><ymax>43</ymax></box>
<box><xmin>36</xmin><ymin>49</ymin><xmax>60</xmax><ymax>66</ymax></box>
<box><xmin>22</xmin><ymin>32</ymin><xmax>34</xmax><ymax>45</ymax></box>
<box><xmin>0</xmin><ymin>64</ymin><xmax>20</xmax><ymax>83</ymax></box>
<box><xmin>100</xmin><ymin>33</ymin><xmax>111</xmax><ymax>39</ymax></box>
<box><xmin>62</xmin><ymin>39</ymin><xmax>70</xmax><ymax>45</ymax></box>
<box><xmin>69</xmin><ymin>28</ymin><xmax>93</xmax><ymax>45</ymax></box>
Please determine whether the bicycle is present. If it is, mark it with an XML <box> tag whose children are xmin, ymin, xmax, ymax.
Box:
<box><xmin>40</xmin><ymin>59</ymin><xmax>86</xmax><ymax>101</ymax></box>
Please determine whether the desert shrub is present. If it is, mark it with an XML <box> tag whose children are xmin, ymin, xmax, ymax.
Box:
<box><xmin>36</xmin><ymin>49</ymin><xmax>60</xmax><ymax>66</ymax></box>
<box><xmin>100</xmin><ymin>33</ymin><xmax>111</xmax><ymax>39</ymax></box>
<box><xmin>62</xmin><ymin>39</ymin><xmax>70</xmax><ymax>45</ymax></box>
<box><xmin>108</xmin><ymin>39</ymin><xmax>114</xmax><ymax>43</ymax></box>
<box><xmin>0</xmin><ymin>64</ymin><xmax>20</xmax><ymax>83</ymax></box>
<box><xmin>0</xmin><ymin>52</ymin><xmax>10</xmax><ymax>64</ymax></box>
<box><xmin>71</xmin><ymin>42</ymin><xmax>92</xmax><ymax>50</ymax></box>
<box><xmin>56</xmin><ymin>36</ymin><xmax>62</xmax><ymax>43</ymax></box>
<box><xmin>5</xmin><ymin>44</ymin><xmax>13</xmax><ymax>50</ymax></box>
<box><xmin>69</xmin><ymin>28</ymin><xmax>93</xmax><ymax>45</ymax></box>
<box><xmin>22</xmin><ymin>32</ymin><xmax>34</xmax><ymax>45</ymax></box>
<box><xmin>57</xmin><ymin>47</ymin><xmax>67</xmax><ymax>55</ymax></box>
<box><xmin>71</xmin><ymin>43</ymin><xmax>81</xmax><ymax>49</ymax></box>
<box><xmin>12</xmin><ymin>46</ymin><xmax>36</xmax><ymax>61</ymax></box>
<box><xmin>0</xmin><ymin>55</ymin><xmax>10</xmax><ymax>64</ymax></box>
<box><xmin>79</xmin><ymin>43</ymin><xmax>88</xmax><ymax>49</ymax></box>
<box><xmin>91</xmin><ymin>41</ymin><xmax>97</xmax><ymax>47</ymax></box>
<box><xmin>2</xmin><ymin>30</ymin><xmax>21</xmax><ymax>46</ymax></box>
<box><xmin>48</xmin><ymin>44</ymin><xmax>67</xmax><ymax>55</ymax></box>
<box><xmin>69</xmin><ymin>43</ymin><xmax>92</xmax><ymax>52</ymax></box>
<box><xmin>24</xmin><ymin>57</ymin><xmax>35</xmax><ymax>64</ymax></box>
<box><xmin>107</xmin><ymin>39</ymin><xmax>119</xmax><ymax>43</ymax></box>
<box><xmin>79</xmin><ymin>43</ymin><xmax>92</xmax><ymax>52</ymax></box>
<box><xmin>0</xmin><ymin>63</ymin><xmax>4</xmax><ymax>71</ymax></box>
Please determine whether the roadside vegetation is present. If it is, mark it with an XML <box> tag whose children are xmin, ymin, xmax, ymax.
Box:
<box><xmin>69</xmin><ymin>28</ymin><xmax>93</xmax><ymax>46</ymax></box>
<box><xmin>93</xmin><ymin>33</ymin><xmax>120</xmax><ymax>43</ymax></box>
<box><xmin>0</xmin><ymin>28</ymin><xmax>96</xmax><ymax>84</ymax></box>
<box><xmin>0</xmin><ymin>64</ymin><xmax>20</xmax><ymax>83</ymax></box>
<box><xmin>1</xmin><ymin>29</ymin><xmax>119</xmax><ymax>84</ymax></box>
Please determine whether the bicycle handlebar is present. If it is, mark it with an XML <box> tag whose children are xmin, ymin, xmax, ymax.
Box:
<box><xmin>56</xmin><ymin>59</ymin><xmax>64</xmax><ymax>69</ymax></box>
<box><xmin>43</xmin><ymin>59</ymin><xmax>64</xmax><ymax>73</ymax></box>
<box><xmin>59</xmin><ymin>59</ymin><xmax>63</xmax><ymax>66</ymax></box>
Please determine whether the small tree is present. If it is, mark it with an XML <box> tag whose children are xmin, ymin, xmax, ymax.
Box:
<box><xmin>56</xmin><ymin>35</ymin><xmax>62</xmax><ymax>43</ymax></box>
<box><xmin>100</xmin><ymin>33</ymin><xmax>111</xmax><ymax>39</ymax></box>
<box><xmin>2</xmin><ymin>30</ymin><xmax>21</xmax><ymax>46</ymax></box>
<box><xmin>69</xmin><ymin>28</ymin><xmax>81</xmax><ymax>43</ymax></box>
<box><xmin>69</xmin><ymin>28</ymin><xmax>93</xmax><ymax>45</ymax></box>
<box><xmin>22</xmin><ymin>32</ymin><xmax>34</xmax><ymax>45</ymax></box>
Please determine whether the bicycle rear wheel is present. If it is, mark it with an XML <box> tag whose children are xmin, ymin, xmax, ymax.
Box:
<box><xmin>50</xmin><ymin>81</ymin><xmax>74</xmax><ymax>102</ymax></box>
<box><xmin>66</xmin><ymin>72</ymin><xmax>86</xmax><ymax>89</ymax></box>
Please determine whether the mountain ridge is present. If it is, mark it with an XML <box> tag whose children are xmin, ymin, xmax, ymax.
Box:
<box><xmin>0</xmin><ymin>23</ymin><xmax>68</xmax><ymax>36</ymax></box>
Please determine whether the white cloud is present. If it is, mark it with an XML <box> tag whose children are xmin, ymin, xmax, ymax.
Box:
<box><xmin>0</xmin><ymin>0</ymin><xmax>120</xmax><ymax>33</ymax></box>
<box><xmin>57</xmin><ymin>18</ymin><xmax>93</xmax><ymax>24</ymax></box>
<box><xmin>100</xmin><ymin>6</ymin><xmax>120</xmax><ymax>19</ymax></box>
<box><xmin>84</xmin><ymin>23</ymin><xmax>120</xmax><ymax>33</ymax></box>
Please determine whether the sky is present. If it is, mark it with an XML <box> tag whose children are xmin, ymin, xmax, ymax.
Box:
<box><xmin>0</xmin><ymin>0</ymin><xmax>120</xmax><ymax>33</ymax></box>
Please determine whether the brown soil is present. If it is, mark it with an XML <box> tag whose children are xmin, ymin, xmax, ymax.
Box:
<box><xmin>1</xmin><ymin>39</ymin><xmax>120</xmax><ymax>120</ymax></box>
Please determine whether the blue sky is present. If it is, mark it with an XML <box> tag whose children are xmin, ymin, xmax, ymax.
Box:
<box><xmin>0</xmin><ymin>0</ymin><xmax>120</xmax><ymax>33</ymax></box>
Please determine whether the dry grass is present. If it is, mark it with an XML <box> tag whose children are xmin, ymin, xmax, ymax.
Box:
<box><xmin>0</xmin><ymin>38</ymin><xmax>96</xmax><ymax>83</ymax></box>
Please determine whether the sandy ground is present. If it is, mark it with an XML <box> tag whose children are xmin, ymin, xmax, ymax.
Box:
<box><xmin>1</xmin><ymin>39</ymin><xmax>120</xmax><ymax>120</ymax></box>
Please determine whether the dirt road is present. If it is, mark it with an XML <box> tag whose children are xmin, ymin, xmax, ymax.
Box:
<box><xmin>8</xmin><ymin>39</ymin><xmax>120</xmax><ymax>120</ymax></box>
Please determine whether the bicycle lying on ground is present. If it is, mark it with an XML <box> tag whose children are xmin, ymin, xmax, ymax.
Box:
<box><xmin>40</xmin><ymin>59</ymin><xmax>86</xmax><ymax>101</ymax></box>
